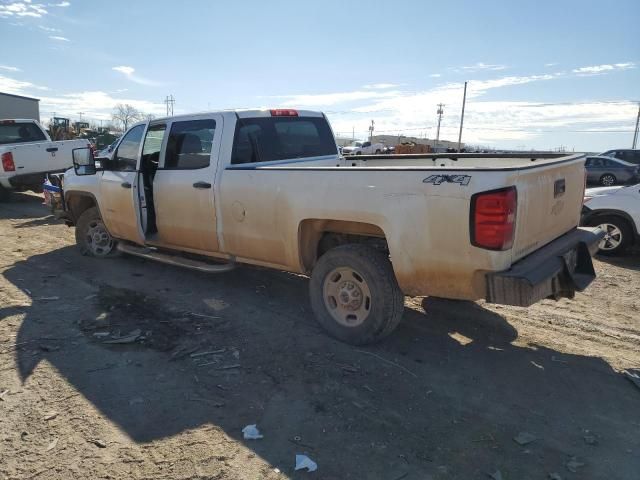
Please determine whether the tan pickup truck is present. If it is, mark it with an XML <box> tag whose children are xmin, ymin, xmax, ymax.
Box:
<box><xmin>57</xmin><ymin>109</ymin><xmax>603</xmax><ymax>344</ymax></box>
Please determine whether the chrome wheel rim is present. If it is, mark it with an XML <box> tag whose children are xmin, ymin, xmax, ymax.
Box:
<box><xmin>598</xmin><ymin>223</ymin><xmax>622</xmax><ymax>250</ymax></box>
<box><xmin>323</xmin><ymin>267</ymin><xmax>372</xmax><ymax>327</ymax></box>
<box><xmin>86</xmin><ymin>220</ymin><xmax>114</xmax><ymax>257</ymax></box>
<box><xmin>601</xmin><ymin>175</ymin><xmax>615</xmax><ymax>186</ymax></box>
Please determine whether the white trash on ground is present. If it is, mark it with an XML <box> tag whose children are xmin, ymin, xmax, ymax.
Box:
<box><xmin>295</xmin><ymin>454</ymin><xmax>318</xmax><ymax>472</ymax></box>
<box><xmin>242</xmin><ymin>424</ymin><xmax>263</xmax><ymax>440</ymax></box>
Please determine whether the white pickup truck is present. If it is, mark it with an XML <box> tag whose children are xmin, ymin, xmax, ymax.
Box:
<box><xmin>56</xmin><ymin>109</ymin><xmax>603</xmax><ymax>344</ymax></box>
<box><xmin>0</xmin><ymin>119</ymin><xmax>89</xmax><ymax>200</ymax></box>
<box><xmin>341</xmin><ymin>140</ymin><xmax>385</xmax><ymax>155</ymax></box>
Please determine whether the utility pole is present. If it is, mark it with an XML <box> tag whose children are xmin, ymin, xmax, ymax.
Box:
<box><xmin>435</xmin><ymin>103</ymin><xmax>444</xmax><ymax>151</ymax></box>
<box><xmin>632</xmin><ymin>102</ymin><xmax>640</xmax><ymax>149</ymax></box>
<box><xmin>78</xmin><ymin>112</ymin><xmax>84</xmax><ymax>122</ymax></box>
<box><xmin>368</xmin><ymin>120</ymin><xmax>375</xmax><ymax>142</ymax></box>
<box><xmin>457</xmin><ymin>81</ymin><xmax>467</xmax><ymax>152</ymax></box>
<box><xmin>164</xmin><ymin>94</ymin><xmax>175</xmax><ymax>116</ymax></box>
<box><xmin>352</xmin><ymin>126</ymin><xmax>355</xmax><ymax>141</ymax></box>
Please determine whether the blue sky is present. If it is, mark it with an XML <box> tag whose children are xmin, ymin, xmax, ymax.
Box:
<box><xmin>0</xmin><ymin>0</ymin><xmax>638</xmax><ymax>151</ymax></box>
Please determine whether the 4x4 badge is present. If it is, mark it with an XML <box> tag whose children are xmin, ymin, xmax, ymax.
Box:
<box><xmin>423</xmin><ymin>174</ymin><xmax>472</xmax><ymax>186</ymax></box>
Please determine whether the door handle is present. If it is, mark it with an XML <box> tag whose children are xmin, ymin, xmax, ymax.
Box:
<box><xmin>193</xmin><ymin>181</ymin><xmax>212</xmax><ymax>189</ymax></box>
<box><xmin>121</xmin><ymin>182</ymin><xmax>132</xmax><ymax>189</ymax></box>
<box><xmin>46</xmin><ymin>147</ymin><xmax>59</xmax><ymax>153</ymax></box>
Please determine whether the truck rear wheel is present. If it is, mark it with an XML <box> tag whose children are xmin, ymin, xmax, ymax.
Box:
<box><xmin>309</xmin><ymin>244</ymin><xmax>404</xmax><ymax>345</ymax></box>
<box><xmin>75</xmin><ymin>207</ymin><xmax>118</xmax><ymax>258</ymax></box>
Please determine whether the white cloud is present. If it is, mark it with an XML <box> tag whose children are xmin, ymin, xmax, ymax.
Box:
<box><xmin>0</xmin><ymin>73</ymin><xmax>48</xmax><ymax>94</ymax></box>
<box><xmin>38</xmin><ymin>24</ymin><xmax>60</xmax><ymax>32</ymax></box>
<box><xmin>458</xmin><ymin>62</ymin><xmax>507</xmax><ymax>72</ymax></box>
<box><xmin>39</xmin><ymin>90</ymin><xmax>166</xmax><ymax>120</ymax></box>
<box><xmin>0</xmin><ymin>1</ymin><xmax>47</xmax><ymax>17</ymax></box>
<box><xmin>49</xmin><ymin>35</ymin><xmax>69</xmax><ymax>41</ymax></box>
<box><xmin>49</xmin><ymin>1</ymin><xmax>70</xmax><ymax>6</ymax></box>
<box><xmin>429</xmin><ymin>73</ymin><xmax>441</xmax><ymax>78</ymax></box>
<box><xmin>0</xmin><ymin>64</ymin><xmax>21</xmax><ymax>72</ymax></box>
<box><xmin>363</xmin><ymin>83</ymin><xmax>400</xmax><ymax>89</ymax></box>
<box><xmin>112</xmin><ymin>65</ymin><xmax>162</xmax><ymax>86</ymax></box>
<box><xmin>572</xmin><ymin>62</ymin><xmax>635</xmax><ymax>76</ymax></box>
<box><xmin>544</xmin><ymin>63</ymin><xmax>558</xmax><ymax>67</ymax></box>
<box><xmin>276</xmin><ymin>89</ymin><xmax>400</xmax><ymax>108</ymax></box>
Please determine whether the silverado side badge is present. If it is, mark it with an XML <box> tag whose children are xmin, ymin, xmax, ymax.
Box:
<box><xmin>554</xmin><ymin>179</ymin><xmax>566</xmax><ymax>198</ymax></box>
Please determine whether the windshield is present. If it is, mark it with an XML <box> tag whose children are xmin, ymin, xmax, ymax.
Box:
<box><xmin>0</xmin><ymin>122</ymin><xmax>47</xmax><ymax>145</ymax></box>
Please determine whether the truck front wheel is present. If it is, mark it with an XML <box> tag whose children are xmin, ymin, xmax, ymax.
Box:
<box><xmin>75</xmin><ymin>207</ymin><xmax>118</xmax><ymax>258</ymax></box>
<box><xmin>309</xmin><ymin>244</ymin><xmax>404</xmax><ymax>345</ymax></box>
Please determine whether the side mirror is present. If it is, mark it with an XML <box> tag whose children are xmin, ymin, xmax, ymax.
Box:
<box><xmin>72</xmin><ymin>147</ymin><xmax>96</xmax><ymax>176</ymax></box>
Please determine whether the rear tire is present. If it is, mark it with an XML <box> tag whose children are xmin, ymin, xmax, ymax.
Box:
<box><xmin>75</xmin><ymin>207</ymin><xmax>119</xmax><ymax>258</ymax></box>
<box><xmin>600</xmin><ymin>174</ymin><xmax>616</xmax><ymax>186</ymax></box>
<box><xmin>0</xmin><ymin>186</ymin><xmax>9</xmax><ymax>202</ymax></box>
<box><xmin>309</xmin><ymin>244</ymin><xmax>404</xmax><ymax>345</ymax></box>
<box><xmin>586</xmin><ymin>215</ymin><xmax>632</xmax><ymax>256</ymax></box>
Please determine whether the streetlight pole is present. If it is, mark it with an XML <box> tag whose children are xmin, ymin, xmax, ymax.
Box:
<box><xmin>632</xmin><ymin>102</ymin><xmax>640</xmax><ymax>149</ymax></box>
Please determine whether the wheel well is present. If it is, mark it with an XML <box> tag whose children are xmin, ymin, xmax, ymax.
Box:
<box><xmin>66</xmin><ymin>194</ymin><xmax>97</xmax><ymax>223</ymax></box>
<box><xmin>298</xmin><ymin>219</ymin><xmax>388</xmax><ymax>272</ymax></box>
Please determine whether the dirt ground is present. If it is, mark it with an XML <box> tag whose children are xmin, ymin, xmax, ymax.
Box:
<box><xmin>1</xmin><ymin>192</ymin><xmax>639</xmax><ymax>480</ymax></box>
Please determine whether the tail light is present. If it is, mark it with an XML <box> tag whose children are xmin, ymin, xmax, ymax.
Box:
<box><xmin>1</xmin><ymin>152</ymin><xmax>15</xmax><ymax>172</ymax></box>
<box><xmin>270</xmin><ymin>109</ymin><xmax>298</xmax><ymax>117</ymax></box>
<box><xmin>470</xmin><ymin>186</ymin><xmax>517</xmax><ymax>250</ymax></box>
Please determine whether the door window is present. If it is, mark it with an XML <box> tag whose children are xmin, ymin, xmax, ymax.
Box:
<box><xmin>142</xmin><ymin>124</ymin><xmax>166</xmax><ymax>165</ymax></box>
<box><xmin>113</xmin><ymin>124</ymin><xmax>145</xmax><ymax>171</ymax></box>
<box><xmin>164</xmin><ymin>119</ymin><xmax>216</xmax><ymax>169</ymax></box>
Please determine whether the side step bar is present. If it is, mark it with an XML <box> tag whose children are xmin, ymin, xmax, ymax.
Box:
<box><xmin>117</xmin><ymin>243</ymin><xmax>235</xmax><ymax>273</ymax></box>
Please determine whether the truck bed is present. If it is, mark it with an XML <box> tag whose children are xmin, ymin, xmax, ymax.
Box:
<box><xmin>227</xmin><ymin>152</ymin><xmax>581</xmax><ymax>170</ymax></box>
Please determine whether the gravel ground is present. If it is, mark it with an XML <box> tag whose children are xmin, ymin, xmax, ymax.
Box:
<box><xmin>1</xmin><ymin>192</ymin><xmax>639</xmax><ymax>480</ymax></box>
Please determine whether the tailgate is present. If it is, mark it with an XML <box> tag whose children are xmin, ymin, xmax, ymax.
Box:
<box><xmin>511</xmin><ymin>157</ymin><xmax>585</xmax><ymax>261</ymax></box>
<box><xmin>10</xmin><ymin>141</ymin><xmax>79</xmax><ymax>174</ymax></box>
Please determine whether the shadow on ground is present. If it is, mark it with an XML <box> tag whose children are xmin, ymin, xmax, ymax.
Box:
<box><xmin>2</xmin><ymin>243</ymin><xmax>639</xmax><ymax>479</ymax></box>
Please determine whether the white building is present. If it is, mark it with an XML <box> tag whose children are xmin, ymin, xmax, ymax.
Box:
<box><xmin>0</xmin><ymin>92</ymin><xmax>40</xmax><ymax>121</ymax></box>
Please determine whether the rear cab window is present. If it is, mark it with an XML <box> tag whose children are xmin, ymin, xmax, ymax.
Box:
<box><xmin>0</xmin><ymin>122</ymin><xmax>46</xmax><ymax>145</ymax></box>
<box><xmin>231</xmin><ymin>116</ymin><xmax>337</xmax><ymax>165</ymax></box>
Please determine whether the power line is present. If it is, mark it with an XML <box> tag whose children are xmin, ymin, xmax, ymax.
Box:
<box><xmin>164</xmin><ymin>94</ymin><xmax>175</xmax><ymax>116</ymax></box>
<box><xmin>435</xmin><ymin>103</ymin><xmax>444</xmax><ymax>149</ymax></box>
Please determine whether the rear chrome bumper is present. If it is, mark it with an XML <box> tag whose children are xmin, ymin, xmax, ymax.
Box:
<box><xmin>486</xmin><ymin>227</ymin><xmax>604</xmax><ymax>307</ymax></box>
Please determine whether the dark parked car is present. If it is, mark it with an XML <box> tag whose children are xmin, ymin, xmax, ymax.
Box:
<box><xmin>599</xmin><ymin>149</ymin><xmax>640</xmax><ymax>165</ymax></box>
<box><xmin>585</xmin><ymin>156</ymin><xmax>640</xmax><ymax>186</ymax></box>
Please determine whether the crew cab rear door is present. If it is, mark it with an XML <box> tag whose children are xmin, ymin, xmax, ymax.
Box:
<box><xmin>99</xmin><ymin>124</ymin><xmax>145</xmax><ymax>243</ymax></box>
<box><xmin>151</xmin><ymin>115</ymin><xmax>222</xmax><ymax>253</ymax></box>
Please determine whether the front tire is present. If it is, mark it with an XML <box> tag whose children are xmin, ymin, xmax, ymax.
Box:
<box><xmin>309</xmin><ymin>244</ymin><xmax>404</xmax><ymax>345</ymax></box>
<box><xmin>75</xmin><ymin>207</ymin><xmax>118</xmax><ymax>258</ymax></box>
<box><xmin>586</xmin><ymin>215</ymin><xmax>632</xmax><ymax>256</ymax></box>
<box><xmin>600</xmin><ymin>174</ymin><xmax>616</xmax><ymax>186</ymax></box>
